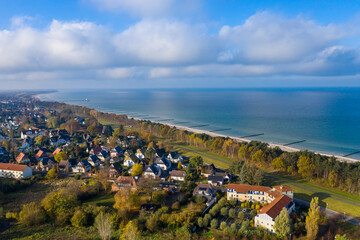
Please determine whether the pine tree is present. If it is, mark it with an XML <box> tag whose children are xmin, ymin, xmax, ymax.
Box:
<box><xmin>274</xmin><ymin>207</ymin><xmax>292</xmax><ymax>238</ymax></box>
<box><xmin>305</xmin><ymin>197</ymin><xmax>320</xmax><ymax>240</ymax></box>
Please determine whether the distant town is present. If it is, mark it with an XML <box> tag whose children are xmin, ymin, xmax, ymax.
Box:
<box><xmin>0</xmin><ymin>93</ymin><xmax>357</xmax><ymax>240</ymax></box>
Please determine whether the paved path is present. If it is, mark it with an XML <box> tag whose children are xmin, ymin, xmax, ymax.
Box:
<box><xmin>170</xmin><ymin>142</ymin><xmax>360</xmax><ymax>226</ymax></box>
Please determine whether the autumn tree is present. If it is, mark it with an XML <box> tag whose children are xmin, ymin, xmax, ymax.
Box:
<box><xmin>94</xmin><ymin>212</ymin><xmax>113</xmax><ymax>240</ymax></box>
<box><xmin>297</xmin><ymin>155</ymin><xmax>315</xmax><ymax>178</ymax></box>
<box><xmin>132</xmin><ymin>163</ymin><xmax>144</xmax><ymax>177</ymax></box>
<box><xmin>113</xmin><ymin>189</ymin><xmax>140</xmax><ymax>219</ymax></box>
<box><xmin>19</xmin><ymin>202</ymin><xmax>47</xmax><ymax>226</ymax></box>
<box><xmin>274</xmin><ymin>207</ymin><xmax>292</xmax><ymax>238</ymax></box>
<box><xmin>55</xmin><ymin>152</ymin><xmax>68</xmax><ymax>162</ymax></box>
<box><xmin>305</xmin><ymin>197</ymin><xmax>320</xmax><ymax>240</ymax></box>
<box><xmin>120</xmin><ymin>221</ymin><xmax>141</xmax><ymax>240</ymax></box>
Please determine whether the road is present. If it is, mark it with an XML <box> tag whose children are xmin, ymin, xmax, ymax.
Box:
<box><xmin>170</xmin><ymin>142</ymin><xmax>360</xmax><ymax>226</ymax></box>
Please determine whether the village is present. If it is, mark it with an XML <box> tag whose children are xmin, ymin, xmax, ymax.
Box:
<box><xmin>0</xmin><ymin>95</ymin><xmax>347</xmax><ymax>240</ymax></box>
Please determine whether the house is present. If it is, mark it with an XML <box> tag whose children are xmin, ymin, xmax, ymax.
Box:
<box><xmin>124</xmin><ymin>155</ymin><xmax>137</xmax><ymax>167</ymax></box>
<box><xmin>0</xmin><ymin>147</ymin><xmax>9</xmax><ymax>162</ymax></box>
<box><xmin>226</xmin><ymin>184</ymin><xmax>294</xmax><ymax>203</ymax></box>
<box><xmin>87</xmin><ymin>155</ymin><xmax>101</xmax><ymax>167</ymax></box>
<box><xmin>16</xmin><ymin>153</ymin><xmax>30</xmax><ymax>164</ymax></box>
<box><xmin>72</xmin><ymin>160</ymin><xmax>91</xmax><ymax>173</ymax></box>
<box><xmin>97</xmin><ymin>150</ymin><xmax>110</xmax><ymax>162</ymax></box>
<box><xmin>111</xmin><ymin>176</ymin><xmax>137</xmax><ymax>191</ymax></box>
<box><xmin>214</xmin><ymin>171</ymin><xmax>232</xmax><ymax>182</ymax></box>
<box><xmin>59</xmin><ymin>160</ymin><xmax>70</xmax><ymax>173</ymax></box>
<box><xmin>201</xmin><ymin>164</ymin><xmax>217</xmax><ymax>177</ymax></box>
<box><xmin>21</xmin><ymin>128</ymin><xmax>40</xmax><ymax>139</ymax></box>
<box><xmin>38</xmin><ymin>157</ymin><xmax>56</xmax><ymax>170</ymax></box>
<box><xmin>208</xmin><ymin>175</ymin><xmax>224</xmax><ymax>186</ymax></box>
<box><xmin>170</xmin><ymin>170</ymin><xmax>186</xmax><ymax>182</ymax></box>
<box><xmin>144</xmin><ymin>164</ymin><xmax>160</xmax><ymax>179</ymax></box>
<box><xmin>124</xmin><ymin>149</ymin><xmax>133</xmax><ymax>157</ymax></box>
<box><xmin>74</xmin><ymin>117</ymin><xmax>85</xmax><ymax>125</ymax></box>
<box><xmin>52</xmin><ymin>147</ymin><xmax>62</xmax><ymax>156</ymax></box>
<box><xmin>90</xmin><ymin>146</ymin><xmax>103</xmax><ymax>156</ymax></box>
<box><xmin>0</xmin><ymin>163</ymin><xmax>32</xmax><ymax>178</ymax></box>
<box><xmin>109</xmin><ymin>162</ymin><xmax>122</xmax><ymax>177</ymax></box>
<box><xmin>255</xmin><ymin>195</ymin><xmax>295</xmax><ymax>233</ymax></box>
<box><xmin>111</xmin><ymin>146</ymin><xmax>124</xmax><ymax>158</ymax></box>
<box><xmin>50</xmin><ymin>136</ymin><xmax>70</xmax><ymax>146</ymax></box>
<box><xmin>154</xmin><ymin>148</ymin><xmax>166</xmax><ymax>158</ymax></box>
<box><xmin>193</xmin><ymin>183</ymin><xmax>215</xmax><ymax>200</ymax></box>
<box><xmin>154</xmin><ymin>157</ymin><xmax>171</xmax><ymax>171</ymax></box>
<box><xmin>135</xmin><ymin>149</ymin><xmax>145</xmax><ymax>159</ymax></box>
<box><xmin>167</xmin><ymin>151</ymin><xmax>183</xmax><ymax>163</ymax></box>
<box><xmin>227</xmin><ymin>184</ymin><xmax>272</xmax><ymax>203</ymax></box>
<box><xmin>35</xmin><ymin>150</ymin><xmax>47</xmax><ymax>160</ymax></box>
<box><xmin>22</xmin><ymin>136</ymin><xmax>32</xmax><ymax>149</ymax></box>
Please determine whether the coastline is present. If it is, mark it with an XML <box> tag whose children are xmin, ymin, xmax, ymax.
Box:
<box><xmin>35</xmin><ymin>93</ymin><xmax>359</xmax><ymax>164</ymax></box>
<box><xmin>132</xmin><ymin>117</ymin><xmax>359</xmax><ymax>164</ymax></box>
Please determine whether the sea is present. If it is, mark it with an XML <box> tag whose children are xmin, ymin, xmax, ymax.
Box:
<box><xmin>38</xmin><ymin>88</ymin><xmax>360</xmax><ymax>160</ymax></box>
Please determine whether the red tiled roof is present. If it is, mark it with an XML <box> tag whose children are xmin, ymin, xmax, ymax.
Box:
<box><xmin>35</xmin><ymin>150</ymin><xmax>45</xmax><ymax>159</ymax></box>
<box><xmin>0</xmin><ymin>163</ymin><xmax>28</xmax><ymax>171</ymax></box>
<box><xmin>53</xmin><ymin>148</ymin><xmax>62</xmax><ymax>156</ymax></box>
<box><xmin>273</xmin><ymin>185</ymin><xmax>293</xmax><ymax>192</ymax></box>
<box><xmin>227</xmin><ymin>184</ymin><xmax>271</xmax><ymax>193</ymax></box>
<box><xmin>259</xmin><ymin>195</ymin><xmax>292</xmax><ymax>219</ymax></box>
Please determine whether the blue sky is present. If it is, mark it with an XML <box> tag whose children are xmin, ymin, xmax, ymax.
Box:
<box><xmin>0</xmin><ymin>0</ymin><xmax>359</xmax><ymax>89</ymax></box>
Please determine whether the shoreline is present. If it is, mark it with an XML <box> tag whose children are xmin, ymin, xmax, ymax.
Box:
<box><xmin>132</xmin><ymin>117</ymin><xmax>359</xmax><ymax>163</ymax></box>
<box><xmin>35</xmin><ymin>93</ymin><xmax>359</xmax><ymax>164</ymax></box>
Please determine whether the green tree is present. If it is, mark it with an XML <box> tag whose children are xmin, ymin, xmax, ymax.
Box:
<box><xmin>253</xmin><ymin>168</ymin><xmax>263</xmax><ymax>186</ymax></box>
<box><xmin>94</xmin><ymin>212</ymin><xmax>113</xmax><ymax>240</ymax></box>
<box><xmin>120</xmin><ymin>221</ymin><xmax>141</xmax><ymax>240</ymax></box>
<box><xmin>210</xmin><ymin>219</ymin><xmax>218</xmax><ymax>229</ymax></box>
<box><xmin>220</xmin><ymin>207</ymin><xmax>228</xmax><ymax>217</ymax></box>
<box><xmin>335</xmin><ymin>234</ymin><xmax>351</xmax><ymax>240</ymax></box>
<box><xmin>55</xmin><ymin>152</ymin><xmax>68</xmax><ymax>163</ymax></box>
<box><xmin>220</xmin><ymin>221</ymin><xmax>227</xmax><ymax>230</ymax></box>
<box><xmin>229</xmin><ymin>208</ymin><xmax>236</xmax><ymax>218</ymax></box>
<box><xmin>238</xmin><ymin>211</ymin><xmax>244</xmax><ymax>221</ymax></box>
<box><xmin>272</xmin><ymin>157</ymin><xmax>285</xmax><ymax>170</ymax></box>
<box><xmin>71</xmin><ymin>209</ymin><xmax>87</xmax><ymax>228</ymax></box>
<box><xmin>197</xmin><ymin>217</ymin><xmax>204</xmax><ymax>227</ymax></box>
<box><xmin>19</xmin><ymin>202</ymin><xmax>47</xmax><ymax>226</ymax></box>
<box><xmin>35</xmin><ymin>135</ymin><xmax>46</xmax><ymax>146</ymax></box>
<box><xmin>132</xmin><ymin>163</ymin><xmax>144</xmax><ymax>177</ymax></box>
<box><xmin>305</xmin><ymin>197</ymin><xmax>320</xmax><ymax>240</ymax></box>
<box><xmin>189</xmin><ymin>156</ymin><xmax>203</xmax><ymax>173</ymax></box>
<box><xmin>274</xmin><ymin>207</ymin><xmax>292</xmax><ymax>238</ymax></box>
<box><xmin>112</xmin><ymin>127</ymin><xmax>123</xmax><ymax>138</ymax></box>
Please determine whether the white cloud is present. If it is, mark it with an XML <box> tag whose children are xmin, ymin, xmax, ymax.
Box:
<box><xmin>0</xmin><ymin>12</ymin><xmax>359</xmax><ymax>88</ymax></box>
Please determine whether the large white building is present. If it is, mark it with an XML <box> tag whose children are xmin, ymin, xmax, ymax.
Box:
<box><xmin>0</xmin><ymin>163</ymin><xmax>33</xmax><ymax>179</ymax></box>
<box><xmin>227</xmin><ymin>184</ymin><xmax>294</xmax><ymax>234</ymax></box>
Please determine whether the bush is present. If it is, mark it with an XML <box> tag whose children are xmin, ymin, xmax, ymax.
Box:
<box><xmin>6</xmin><ymin>211</ymin><xmax>17</xmax><ymax>220</ymax></box>
<box><xmin>56</xmin><ymin>212</ymin><xmax>72</xmax><ymax>226</ymax></box>
<box><xmin>46</xmin><ymin>169</ymin><xmax>58</xmax><ymax>179</ymax></box>
<box><xmin>238</xmin><ymin>211</ymin><xmax>244</xmax><ymax>221</ymax></box>
<box><xmin>19</xmin><ymin>202</ymin><xmax>47</xmax><ymax>226</ymax></box>
<box><xmin>210</xmin><ymin>219</ymin><xmax>218</xmax><ymax>229</ymax></box>
<box><xmin>203</xmin><ymin>214</ymin><xmax>211</xmax><ymax>227</ymax></box>
<box><xmin>197</xmin><ymin>217</ymin><xmax>204</xmax><ymax>227</ymax></box>
<box><xmin>218</xmin><ymin>198</ymin><xmax>227</xmax><ymax>207</ymax></box>
<box><xmin>171</xmin><ymin>201</ymin><xmax>180</xmax><ymax>211</ymax></box>
<box><xmin>71</xmin><ymin>210</ymin><xmax>88</xmax><ymax>228</ymax></box>
<box><xmin>220</xmin><ymin>221</ymin><xmax>227</xmax><ymax>230</ymax></box>
<box><xmin>220</xmin><ymin>207</ymin><xmax>228</xmax><ymax>217</ymax></box>
<box><xmin>74</xmin><ymin>174</ymin><xmax>81</xmax><ymax>180</ymax></box>
<box><xmin>229</xmin><ymin>208</ymin><xmax>236</xmax><ymax>218</ymax></box>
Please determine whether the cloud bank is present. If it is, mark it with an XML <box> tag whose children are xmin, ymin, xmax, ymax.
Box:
<box><xmin>0</xmin><ymin>10</ymin><xmax>359</xmax><ymax>88</ymax></box>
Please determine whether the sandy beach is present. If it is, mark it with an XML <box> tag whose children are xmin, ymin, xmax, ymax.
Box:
<box><xmin>132</xmin><ymin>117</ymin><xmax>359</xmax><ymax>164</ymax></box>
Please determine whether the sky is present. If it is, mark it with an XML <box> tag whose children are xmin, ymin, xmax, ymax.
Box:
<box><xmin>0</xmin><ymin>0</ymin><xmax>359</xmax><ymax>89</ymax></box>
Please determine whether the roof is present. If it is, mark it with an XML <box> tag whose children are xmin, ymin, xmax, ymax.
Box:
<box><xmin>53</xmin><ymin>148</ymin><xmax>62</xmax><ymax>156</ymax></box>
<box><xmin>227</xmin><ymin>184</ymin><xmax>271</xmax><ymax>193</ymax></box>
<box><xmin>0</xmin><ymin>163</ymin><xmax>28</xmax><ymax>171</ymax></box>
<box><xmin>91</xmin><ymin>146</ymin><xmax>102</xmax><ymax>155</ymax></box>
<box><xmin>35</xmin><ymin>150</ymin><xmax>45</xmax><ymax>159</ymax></box>
<box><xmin>16</xmin><ymin>153</ymin><xmax>27</xmax><ymax>163</ymax></box>
<box><xmin>171</xmin><ymin>170</ymin><xmax>186</xmax><ymax>178</ymax></box>
<box><xmin>193</xmin><ymin>183</ymin><xmax>215</xmax><ymax>196</ymax></box>
<box><xmin>208</xmin><ymin>175</ymin><xmax>224</xmax><ymax>182</ymax></box>
<box><xmin>273</xmin><ymin>185</ymin><xmax>293</xmax><ymax>192</ymax></box>
<box><xmin>258</xmin><ymin>195</ymin><xmax>293</xmax><ymax>219</ymax></box>
<box><xmin>113</xmin><ymin>176</ymin><xmax>137</xmax><ymax>187</ymax></box>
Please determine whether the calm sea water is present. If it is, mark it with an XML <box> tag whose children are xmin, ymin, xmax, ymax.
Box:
<box><xmin>39</xmin><ymin>88</ymin><xmax>360</xmax><ymax>160</ymax></box>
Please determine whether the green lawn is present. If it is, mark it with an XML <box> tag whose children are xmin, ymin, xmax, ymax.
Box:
<box><xmin>82</xmin><ymin>192</ymin><xmax>115</xmax><ymax>208</ymax></box>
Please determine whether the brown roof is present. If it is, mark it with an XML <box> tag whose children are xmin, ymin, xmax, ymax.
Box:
<box><xmin>227</xmin><ymin>184</ymin><xmax>271</xmax><ymax>193</ymax></box>
<box><xmin>53</xmin><ymin>148</ymin><xmax>62</xmax><ymax>156</ymax></box>
<box><xmin>259</xmin><ymin>195</ymin><xmax>293</xmax><ymax>219</ymax></box>
<box><xmin>171</xmin><ymin>170</ymin><xmax>186</xmax><ymax>178</ymax></box>
<box><xmin>0</xmin><ymin>163</ymin><xmax>28</xmax><ymax>171</ymax></box>
<box><xmin>273</xmin><ymin>185</ymin><xmax>293</xmax><ymax>192</ymax></box>
<box><xmin>16</xmin><ymin>153</ymin><xmax>27</xmax><ymax>163</ymax></box>
<box><xmin>193</xmin><ymin>183</ymin><xmax>215</xmax><ymax>196</ymax></box>
<box><xmin>35</xmin><ymin>150</ymin><xmax>45</xmax><ymax>159</ymax></box>
<box><xmin>113</xmin><ymin>176</ymin><xmax>137</xmax><ymax>187</ymax></box>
